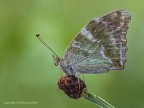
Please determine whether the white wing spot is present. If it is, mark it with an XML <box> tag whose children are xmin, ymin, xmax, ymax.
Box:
<box><xmin>93</xmin><ymin>17</ymin><xmax>101</xmax><ymax>23</ymax></box>
<box><xmin>99</xmin><ymin>47</ymin><xmax>113</xmax><ymax>64</ymax></box>
<box><xmin>81</xmin><ymin>27</ymin><xmax>97</xmax><ymax>42</ymax></box>
<box><xmin>71</xmin><ymin>41</ymin><xmax>91</xmax><ymax>53</ymax></box>
<box><xmin>121</xmin><ymin>16</ymin><xmax>125</xmax><ymax>20</ymax></box>
<box><xmin>113</xmin><ymin>13</ymin><xmax>118</xmax><ymax>16</ymax></box>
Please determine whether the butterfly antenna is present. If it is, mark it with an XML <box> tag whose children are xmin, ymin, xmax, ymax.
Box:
<box><xmin>36</xmin><ymin>34</ymin><xmax>58</xmax><ymax>57</ymax></box>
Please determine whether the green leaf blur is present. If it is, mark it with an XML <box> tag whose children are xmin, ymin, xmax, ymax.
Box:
<box><xmin>0</xmin><ymin>0</ymin><xmax>143</xmax><ymax>108</ymax></box>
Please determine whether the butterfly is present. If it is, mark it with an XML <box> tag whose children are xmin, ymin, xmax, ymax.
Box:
<box><xmin>36</xmin><ymin>9</ymin><xmax>131</xmax><ymax>76</ymax></box>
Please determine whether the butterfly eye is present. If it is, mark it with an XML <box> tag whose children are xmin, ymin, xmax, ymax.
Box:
<box><xmin>54</xmin><ymin>62</ymin><xmax>58</xmax><ymax>66</ymax></box>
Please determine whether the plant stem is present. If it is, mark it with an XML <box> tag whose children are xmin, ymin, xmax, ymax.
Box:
<box><xmin>83</xmin><ymin>92</ymin><xmax>115</xmax><ymax>108</ymax></box>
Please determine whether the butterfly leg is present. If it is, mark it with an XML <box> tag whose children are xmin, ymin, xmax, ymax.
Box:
<box><xmin>74</xmin><ymin>72</ymin><xmax>81</xmax><ymax>95</ymax></box>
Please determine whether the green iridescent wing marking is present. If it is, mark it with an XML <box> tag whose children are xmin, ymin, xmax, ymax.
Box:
<box><xmin>63</xmin><ymin>10</ymin><xmax>131</xmax><ymax>74</ymax></box>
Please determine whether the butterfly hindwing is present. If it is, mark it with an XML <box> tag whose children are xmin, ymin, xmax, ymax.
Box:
<box><xmin>62</xmin><ymin>10</ymin><xmax>131</xmax><ymax>74</ymax></box>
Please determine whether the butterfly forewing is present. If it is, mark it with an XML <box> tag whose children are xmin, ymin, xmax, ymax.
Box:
<box><xmin>63</xmin><ymin>10</ymin><xmax>131</xmax><ymax>74</ymax></box>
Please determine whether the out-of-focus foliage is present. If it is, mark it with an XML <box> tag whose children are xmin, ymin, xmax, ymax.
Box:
<box><xmin>0</xmin><ymin>0</ymin><xmax>144</xmax><ymax>108</ymax></box>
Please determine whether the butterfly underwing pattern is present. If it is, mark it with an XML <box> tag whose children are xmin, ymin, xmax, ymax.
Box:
<box><xmin>37</xmin><ymin>9</ymin><xmax>131</xmax><ymax>76</ymax></box>
<box><xmin>57</xmin><ymin>10</ymin><xmax>131</xmax><ymax>76</ymax></box>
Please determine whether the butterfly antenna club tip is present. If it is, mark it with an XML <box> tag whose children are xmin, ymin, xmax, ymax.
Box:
<box><xmin>36</xmin><ymin>34</ymin><xmax>40</xmax><ymax>37</ymax></box>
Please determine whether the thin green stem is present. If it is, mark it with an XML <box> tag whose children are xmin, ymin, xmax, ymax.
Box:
<box><xmin>83</xmin><ymin>92</ymin><xmax>115</xmax><ymax>108</ymax></box>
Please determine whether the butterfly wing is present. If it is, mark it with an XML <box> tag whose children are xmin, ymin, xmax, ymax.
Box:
<box><xmin>63</xmin><ymin>10</ymin><xmax>131</xmax><ymax>74</ymax></box>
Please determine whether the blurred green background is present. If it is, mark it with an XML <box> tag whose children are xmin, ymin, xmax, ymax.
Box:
<box><xmin>0</xmin><ymin>0</ymin><xmax>144</xmax><ymax>108</ymax></box>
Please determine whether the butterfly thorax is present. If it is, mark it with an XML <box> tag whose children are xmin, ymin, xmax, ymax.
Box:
<box><xmin>53</xmin><ymin>55</ymin><xmax>76</xmax><ymax>75</ymax></box>
<box><xmin>59</xmin><ymin>59</ymin><xmax>76</xmax><ymax>76</ymax></box>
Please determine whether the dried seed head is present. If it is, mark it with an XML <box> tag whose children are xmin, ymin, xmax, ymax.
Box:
<box><xmin>58</xmin><ymin>75</ymin><xmax>86</xmax><ymax>99</ymax></box>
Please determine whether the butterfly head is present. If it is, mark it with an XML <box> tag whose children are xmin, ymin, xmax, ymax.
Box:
<box><xmin>52</xmin><ymin>55</ymin><xmax>61</xmax><ymax>66</ymax></box>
